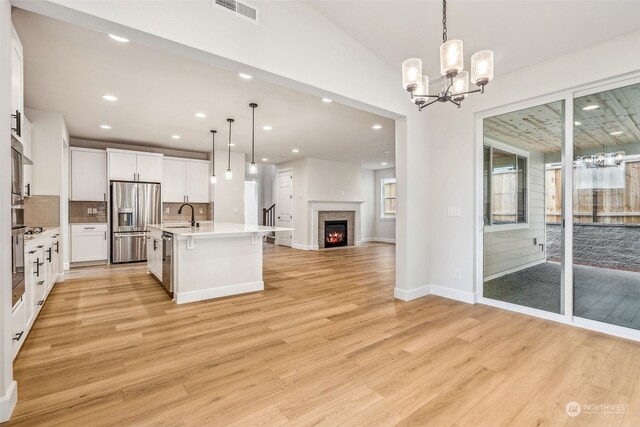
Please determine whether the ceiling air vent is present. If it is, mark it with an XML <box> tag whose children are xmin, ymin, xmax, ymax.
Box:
<box><xmin>214</xmin><ymin>0</ymin><xmax>258</xmax><ymax>22</ymax></box>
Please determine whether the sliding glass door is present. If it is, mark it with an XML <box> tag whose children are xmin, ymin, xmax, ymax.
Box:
<box><xmin>573</xmin><ymin>82</ymin><xmax>640</xmax><ymax>330</ymax></box>
<box><xmin>482</xmin><ymin>100</ymin><xmax>565</xmax><ymax>314</ymax></box>
<box><xmin>479</xmin><ymin>77</ymin><xmax>640</xmax><ymax>336</ymax></box>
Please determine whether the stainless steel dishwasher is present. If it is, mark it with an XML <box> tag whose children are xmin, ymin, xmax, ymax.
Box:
<box><xmin>161</xmin><ymin>232</ymin><xmax>173</xmax><ymax>296</ymax></box>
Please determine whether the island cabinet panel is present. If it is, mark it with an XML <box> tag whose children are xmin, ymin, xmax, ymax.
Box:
<box><xmin>71</xmin><ymin>148</ymin><xmax>107</xmax><ymax>201</ymax></box>
<box><xmin>185</xmin><ymin>160</ymin><xmax>210</xmax><ymax>203</ymax></box>
<box><xmin>162</xmin><ymin>159</ymin><xmax>187</xmax><ymax>203</ymax></box>
<box><xmin>147</xmin><ymin>228</ymin><xmax>163</xmax><ymax>281</ymax></box>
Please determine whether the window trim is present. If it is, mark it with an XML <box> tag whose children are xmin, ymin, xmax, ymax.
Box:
<box><xmin>483</xmin><ymin>138</ymin><xmax>530</xmax><ymax>232</ymax></box>
<box><xmin>380</xmin><ymin>177</ymin><xmax>396</xmax><ymax>219</ymax></box>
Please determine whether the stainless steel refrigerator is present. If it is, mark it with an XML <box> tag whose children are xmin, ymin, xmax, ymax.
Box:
<box><xmin>110</xmin><ymin>181</ymin><xmax>161</xmax><ymax>263</ymax></box>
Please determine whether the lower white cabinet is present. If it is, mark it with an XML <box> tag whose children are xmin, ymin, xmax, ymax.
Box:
<box><xmin>11</xmin><ymin>299</ymin><xmax>26</xmax><ymax>359</ymax></box>
<box><xmin>71</xmin><ymin>224</ymin><xmax>108</xmax><ymax>262</ymax></box>
<box><xmin>147</xmin><ymin>229</ymin><xmax>162</xmax><ymax>281</ymax></box>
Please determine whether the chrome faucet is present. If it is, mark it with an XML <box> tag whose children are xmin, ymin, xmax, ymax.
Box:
<box><xmin>178</xmin><ymin>203</ymin><xmax>195</xmax><ymax>227</ymax></box>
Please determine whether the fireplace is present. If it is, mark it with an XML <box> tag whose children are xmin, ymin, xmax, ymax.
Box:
<box><xmin>324</xmin><ymin>220</ymin><xmax>348</xmax><ymax>248</ymax></box>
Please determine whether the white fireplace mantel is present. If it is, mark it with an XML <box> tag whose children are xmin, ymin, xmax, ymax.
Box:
<box><xmin>309</xmin><ymin>200</ymin><xmax>364</xmax><ymax>250</ymax></box>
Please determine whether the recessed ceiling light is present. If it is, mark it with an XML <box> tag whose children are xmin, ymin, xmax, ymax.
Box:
<box><xmin>263</xmin><ymin>125</ymin><xmax>272</xmax><ymax>131</ymax></box>
<box><xmin>610</xmin><ymin>131</ymin><xmax>623</xmax><ymax>136</ymax></box>
<box><xmin>280</xmin><ymin>154</ymin><xmax>286</xmax><ymax>158</ymax></box>
<box><xmin>108</xmin><ymin>34</ymin><xmax>130</xmax><ymax>43</ymax></box>
<box><xmin>238</xmin><ymin>73</ymin><xmax>253</xmax><ymax>79</ymax></box>
<box><xmin>102</xmin><ymin>94</ymin><xmax>118</xmax><ymax>102</ymax></box>
<box><xmin>261</xmin><ymin>158</ymin><xmax>269</xmax><ymax>162</ymax></box>
<box><xmin>574</xmin><ymin>121</ymin><xmax>582</xmax><ymax>126</ymax></box>
<box><xmin>384</xmin><ymin>150</ymin><xmax>390</xmax><ymax>154</ymax></box>
<box><xmin>381</xmin><ymin>162</ymin><xmax>388</xmax><ymax>166</ymax></box>
<box><xmin>372</xmin><ymin>124</ymin><xmax>382</xmax><ymax>130</ymax></box>
<box><xmin>291</xmin><ymin>148</ymin><xmax>300</xmax><ymax>153</ymax></box>
<box><xmin>100</xmin><ymin>124</ymin><xmax>111</xmax><ymax>130</ymax></box>
<box><xmin>171</xmin><ymin>135</ymin><xmax>181</xmax><ymax>140</ymax></box>
<box><xmin>228</xmin><ymin>143</ymin><xmax>236</xmax><ymax>147</ymax></box>
<box><xmin>582</xmin><ymin>105</ymin><xmax>599</xmax><ymax>111</ymax></box>
<box><xmin>322</xmin><ymin>98</ymin><xmax>333</xmax><ymax>103</ymax></box>
<box><xmin>195</xmin><ymin>112</ymin><xmax>206</xmax><ymax>118</ymax></box>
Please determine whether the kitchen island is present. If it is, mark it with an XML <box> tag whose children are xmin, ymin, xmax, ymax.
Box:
<box><xmin>148</xmin><ymin>223</ymin><xmax>293</xmax><ymax>304</ymax></box>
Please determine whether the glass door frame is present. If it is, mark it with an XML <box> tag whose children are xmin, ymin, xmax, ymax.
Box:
<box><xmin>475</xmin><ymin>72</ymin><xmax>640</xmax><ymax>341</ymax></box>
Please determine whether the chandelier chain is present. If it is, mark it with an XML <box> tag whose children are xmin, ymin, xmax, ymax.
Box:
<box><xmin>442</xmin><ymin>0</ymin><xmax>447</xmax><ymax>43</ymax></box>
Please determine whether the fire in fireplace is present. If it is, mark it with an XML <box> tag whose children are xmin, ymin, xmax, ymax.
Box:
<box><xmin>324</xmin><ymin>220</ymin><xmax>348</xmax><ymax>248</ymax></box>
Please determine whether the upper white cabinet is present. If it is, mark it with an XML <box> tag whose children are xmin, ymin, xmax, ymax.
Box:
<box><xmin>163</xmin><ymin>157</ymin><xmax>210</xmax><ymax>203</ymax></box>
<box><xmin>107</xmin><ymin>149</ymin><xmax>163</xmax><ymax>183</ymax></box>
<box><xmin>11</xmin><ymin>25</ymin><xmax>24</xmax><ymax>144</ymax></box>
<box><xmin>71</xmin><ymin>148</ymin><xmax>107</xmax><ymax>201</ymax></box>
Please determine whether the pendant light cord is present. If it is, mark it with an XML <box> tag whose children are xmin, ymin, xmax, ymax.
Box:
<box><xmin>442</xmin><ymin>0</ymin><xmax>447</xmax><ymax>43</ymax></box>
<box><xmin>251</xmin><ymin>105</ymin><xmax>256</xmax><ymax>163</ymax></box>
<box><xmin>211</xmin><ymin>130</ymin><xmax>216</xmax><ymax>176</ymax></box>
<box><xmin>227</xmin><ymin>119</ymin><xmax>232</xmax><ymax>169</ymax></box>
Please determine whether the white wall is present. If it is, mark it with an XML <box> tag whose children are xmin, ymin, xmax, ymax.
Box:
<box><xmin>483</xmin><ymin>151</ymin><xmax>545</xmax><ymax>278</ymax></box>
<box><xmin>0</xmin><ymin>0</ymin><xmax>17</xmax><ymax>421</ymax></box>
<box><xmin>212</xmin><ymin>149</ymin><xmax>245</xmax><ymax>223</ymax></box>
<box><xmin>374</xmin><ymin>167</ymin><xmax>396</xmax><ymax>242</ymax></box>
<box><xmin>360</xmin><ymin>169</ymin><xmax>374</xmax><ymax>240</ymax></box>
<box><xmin>306</xmin><ymin>158</ymin><xmax>363</xmax><ymax>202</ymax></box>
<box><xmin>245</xmin><ymin>162</ymin><xmax>276</xmax><ymax>225</ymax></box>
<box><xmin>426</xmin><ymin>30</ymin><xmax>640</xmax><ymax>299</ymax></box>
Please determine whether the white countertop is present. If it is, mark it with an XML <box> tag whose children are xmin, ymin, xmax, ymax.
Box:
<box><xmin>149</xmin><ymin>222</ymin><xmax>293</xmax><ymax>237</ymax></box>
<box><xmin>24</xmin><ymin>227</ymin><xmax>60</xmax><ymax>248</ymax></box>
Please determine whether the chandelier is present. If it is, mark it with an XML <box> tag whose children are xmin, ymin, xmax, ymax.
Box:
<box><xmin>402</xmin><ymin>0</ymin><xmax>494</xmax><ymax>110</ymax></box>
<box><xmin>577</xmin><ymin>140</ymin><xmax>624</xmax><ymax>169</ymax></box>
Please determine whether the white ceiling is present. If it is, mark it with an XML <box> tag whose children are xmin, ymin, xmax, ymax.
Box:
<box><xmin>305</xmin><ymin>1</ymin><xmax>640</xmax><ymax>81</ymax></box>
<box><xmin>12</xmin><ymin>9</ymin><xmax>396</xmax><ymax>169</ymax></box>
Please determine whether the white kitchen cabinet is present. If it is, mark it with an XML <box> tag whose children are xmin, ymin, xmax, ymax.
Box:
<box><xmin>11</xmin><ymin>25</ymin><xmax>24</xmax><ymax>144</ymax></box>
<box><xmin>108</xmin><ymin>149</ymin><xmax>163</xmax><ymax>183</ymax></box>
<box><xmin>162</xmin><ymin>158</ymin><xmax>187</xmax><ymax>202</ymax></box>
<box><xmin>146</xmin><ymin>231</ymin><xmax>162</xmax><ymax>282</ymax></box>
<box><xmin>71</xmin><ymin>224</ymin><xmax>108</xmax><ymax>263</ymax></box>
<box><xmin>136</xmin><ymin>154</ymin><xmax>163</xmax><ymax>183</ymax></box>
<box><xmin>12</xmin><ymin>299</ymin><xmax>26</xmax><ymax>359</ymax></box>
<box><xmin>163</xmin><ymin>157</ymin><xmax>210</xmax><ymax>203</ymax></box>
<box><xmin>22</xmin><ymin>115</ymin><xmax>32</xmax><ymax>197</ymax></box>
<box><xmin>71</xmin><ymin>148</ymin><xmax>107</xmax><ymax>201</ymax></box>
<box><xmin>185</xmin><ymin>160</ymin><xmax>210</xmax><ymax>203</ymax></box>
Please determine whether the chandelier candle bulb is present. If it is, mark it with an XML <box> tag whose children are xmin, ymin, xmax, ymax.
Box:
<box><xmin>402</xmin><ymin>58</ymin><xmax>422</xmax><ymax>90</ymax></box>
<box><xmin>440</xmin><ymin>39</ymin><xmax>464</xmax><ymax>77</ymax></box>
<box><xmin>413</xmin><ymin>75</ymin><xmax>430</xmax><ymax>105</ymax></box>
<box><xmin>471</xmin><ymin>50</ymin><xmax>494</xmax><ymax>86</ymax></box>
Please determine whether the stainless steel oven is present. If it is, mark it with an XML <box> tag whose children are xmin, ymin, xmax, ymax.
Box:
<box><xmin>11</xmin><ymin>226</ymin><xmax>25</xmax><ymax>307</ymax></box>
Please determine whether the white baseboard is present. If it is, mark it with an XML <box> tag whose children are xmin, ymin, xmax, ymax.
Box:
<box><xmin>394</xmin><ymin>284</ymin><xmax>476</xmax><ymax>304</ymax></box>
<box><xmin>64</xmin><ymin>262</ymin><xmax>70</xmax><ymax>271</ymax></box>
<box><xmin>361</xmin><ymin>237</ymin><xmax>396</xmax><ymax>244</ymax></box>
<box><xmin>484</xmin><ymin>258</ymin><xmax>546</xmax><ymax>281</ymax></box>
<box><xmin>0</xmin><ymin>380</ymin><xmax>17</xmax><ymax>423</ymax></box>
<box><xmin>292</xmin><ymin>243</ymin><xmax>316</xmax><ymax>250</ymax></box>
<box><xmin>394</xmin><ymin>285</ymin><xmax>431</xmax><ymax>301</ymax></box>
<box><xmin>430</xmin><ymin>284</ymin><xmax>476</xmax><ymax>304</ymax></box>
<box><xmin>174</xmin><ymin>281</ymin><xmax>264</xmax><ymax>304</ymax></box>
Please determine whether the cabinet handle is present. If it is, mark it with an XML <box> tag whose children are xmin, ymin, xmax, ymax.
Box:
<box><xmin>103</xmin><ymin>193</ymin><xmax>106</xmax><ymax>201</ymax></box>
<box><xmin>28</xmin><ymin>250</ymin><xmax>36</xmax><ymax>255</ymax></box>
<box><xmin>37</xmin><ymin>245</ymin><xmax>44</xmax><ymax>249</ymax></box>
<box><xmin>153</xmin><ymin>239</ymin><xmax>158</xmax><ymax>251</ymax></box>
<box><xmin>25</xmin><ymin>183</ymin><xmax>31</xmax><ymax>197</ymax></box>
<box><xmin>11</xmin><ymin>110</ymin><xmax>21</xmax><ymax>137</ymax></box>
<box><xmin>47</xmin><ymin>248</ymin><xmax>52</xmax><ymax>262</ymax></box>
<box><xmin>12</xmin><ymin>331</ymin><xmax>24</xmax><ymax>342</ymax></box>
<box><xmin>34</xmin><ymin>259</ymin><xmax>43</xmax><ymax>276</ymax></box>
<box><xmin>37</xmin><ymin>300</ymin><xmax>44</xmax><ymax>306</ymax></box>
<box><xmin>104</xmin><ymin>232</ymin><xmax>107</xmax><ymax>240</ymax></box>
<box><xmin>84</xmin><ymin>227</ymin><xmax>96</xmax><ymax>230</ymax></box>
<box><xmin>55</xmin><ymin>241</ymin><xmax>59</xmax><ymax>253</ymax></box>
<box><xmin>37</xmin><ymin>280</ymin><xmax>44</xmax><ymax>286</ymax></box>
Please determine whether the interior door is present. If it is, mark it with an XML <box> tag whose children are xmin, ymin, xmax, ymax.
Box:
<box><xmin>277</xmin><ymin>171</ymin><xmax>293</xmax><ymax>247</ymax></box>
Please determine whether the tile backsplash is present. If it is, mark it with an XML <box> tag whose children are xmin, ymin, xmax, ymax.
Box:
<box><xmin>69</xmin><ymin>201</ymin><xmax>108</xmax><ymax>224</ymax></box>
<box><xmin>24</xmin><ymin>195</ymin><xmax>60</xmax><ymax>227</ymax></box>
<box><xmin>163</xmin><ymin>202</ymin><xmax>212</xmax><ymax>222</ymax></box>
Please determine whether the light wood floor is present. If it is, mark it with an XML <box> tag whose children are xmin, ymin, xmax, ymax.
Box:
<box><xmin>7</xmin><ymin>243</ymin><xmax>640</xmax><ymax>426</ymax></box>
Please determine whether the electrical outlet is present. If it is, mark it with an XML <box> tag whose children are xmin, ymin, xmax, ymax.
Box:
<box><xmin>448</xmin><ymin>207</ymin><xmax>461</xmax><ymax>217</ymax></box>
<box><xmin>165</xmin><ymin>208</ymin><xmax>170</xmax><ymax>214</ymax></box>
<box><xmin>86</xmin><ymin>208</ymin><xmax>92</xmax><ymax>214</ymax></box>
<box><xmin>92</xmin><ymin>208</ymin><xmax>98</xmax><ymax>214</ymax></box>
<box><xmin>199</xmin><ymin>207</ymin><xmax>204</xmax><ymax>214</ymax></box>
<box><xmin>454</xmin><ymin>269</ymin><xmax>462</xmax><ymax>279</ymax></box>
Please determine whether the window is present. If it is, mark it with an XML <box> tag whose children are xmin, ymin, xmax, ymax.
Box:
<box><xmin>381</xmin><ymin>178</ymin><xmax>396</xmax><ymax>218</ymax></box>
<box><xmin>483</xmin><ymin>145</ymin><xmax>528</xmax><ymax>226</ymax></box>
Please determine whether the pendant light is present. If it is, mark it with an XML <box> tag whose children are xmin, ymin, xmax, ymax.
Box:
<box><xmin>225</xmin><ymin>118</ymin><xmax>234</xmax><ymax>180</ymax></box>
<box><xmin>210</xmin><ymin>130</ymin><xmax>217</xmax><ymax>184</ymax></box>
<box><xmin>249</xmin><ymin>103</ymin><xmax>258</xmax><ymax>175</ymax></box>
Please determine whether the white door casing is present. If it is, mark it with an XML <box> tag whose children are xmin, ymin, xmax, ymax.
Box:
<box><xmin>277</xmin><ymin>171</ymin><xmax>293</xmax><ymax>247</ymax></box>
